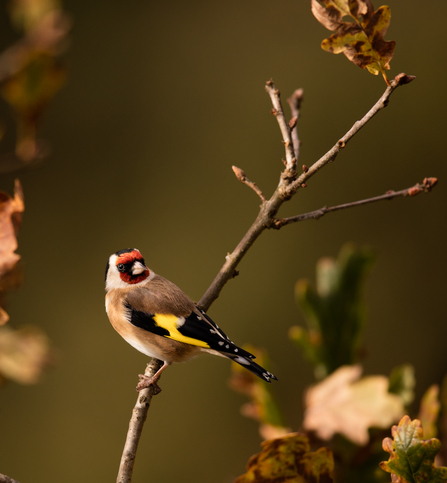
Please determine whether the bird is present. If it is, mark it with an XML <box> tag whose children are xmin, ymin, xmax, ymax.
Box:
<box><xmin>105</xmin><ymin>248</ymin><xmax>277</xmax><ymax>391</ymax></box>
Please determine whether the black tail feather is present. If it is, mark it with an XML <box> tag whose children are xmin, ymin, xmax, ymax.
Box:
<box><xmin>226</xmin><ymin>353</ymin><xmax>277</xmax><ymax>383</ymax></box>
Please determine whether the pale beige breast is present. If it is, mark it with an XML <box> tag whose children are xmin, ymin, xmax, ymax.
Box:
<box><xmin>105</xmin><ymin>290</ymin><xmax>201</xmax><ymax>363</ymax></box>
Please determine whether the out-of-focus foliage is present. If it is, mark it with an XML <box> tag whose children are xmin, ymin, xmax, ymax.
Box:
<box><xmin>388</xmin><ymin>364</ymin><xmax>416</xmax><ymax>408</ymax></box>
<box><xmin>303</xmin><ymin>365</ymin><xmax>404</xmax><ymax>446</ymax></box>
<box><xmin>0</xmin><ymin>181</ymin><xmax>52</xmax><ymax>385</ymax></box>
<box><xmin>229</xmin><ymin>345</ymin><xmax>289</xmax><ymax>440</ymax></box>
<box><xmin>0</xmin><ymin>324</ymin><xmax>52</xmax><ymax>385</ymax></box>
<box><xmin>311</xmin><ymin>0</ymin><xmax>395</xmax><ymax>83</ymax></box>
<box><xmin>418</xmin><ymin>385</ymin><xmax>441</xmax><ymax>440</ymax></box>
<box><xmin>380</xmin><ymin>416</ymin><xmax>447</xmax><ymax>482</ymax></box>
<box><xmin>234</xmin><ymin>432</ymin><xmax>334</xmax><ymax>483</ymax></box>
<box><xmin>0</xmin><ymin>0</ymin><xmax>70</xmax><ymax>166</ymax></box>
<box><xmin>290</xmin><ymin>244</ymin><xmax>374</xmax><ymax>379</ymax></box>
<box><xmin>0</xmin><ymin>179</ymin><xmax>24</xmax><ymax>325</ymax></box>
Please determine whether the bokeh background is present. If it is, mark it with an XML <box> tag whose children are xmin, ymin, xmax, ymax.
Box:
<box><xmin>0</xmin><ymin>1</ymin><xmax>446</xmax><ymax>482</ymax></box>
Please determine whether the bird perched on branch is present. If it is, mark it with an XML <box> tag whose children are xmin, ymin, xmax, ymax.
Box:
<box><xmin>105</xmin><ymin>248</ymin><xmax>277</xmax><ymax>391</ymax></box>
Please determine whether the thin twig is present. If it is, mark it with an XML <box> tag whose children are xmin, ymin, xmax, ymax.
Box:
<box><xmin>284</xmin><ymin>73</ymin><xmax>416</xmax><ymax>198</ymax></box>
<box><xmin>287</xmin><ymin>88</ymin><xmax>304</xmax><ymax>160</ymax></box>
<box><xmin>273</xmin><ymin>177</ymin><xmax>438</xmax><ymax>228</ymax></box>
<box><xmin>265</xmin><ymin>80</ymin><xmax>297</xmax><ymax>182</ymax></box>
<box><xmin>232</xmin><ymin>166</ymin><xmax>266</xmax><ymax>202</ymax></box>
<box><xmin>0</xmin><ymin>474</ymin><xmax>21</xmax><ymax>483</ymax></box>
<box><xmin>116</xmin><ymin>359</ymin><xmax>163</xmax><ymax>483</ymax></box>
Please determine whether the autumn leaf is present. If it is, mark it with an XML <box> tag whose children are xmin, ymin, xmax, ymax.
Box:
<box><xmin>417</xmin><ymin>385</ymin><xmax>440</xmax><ymax>440</ymax></box>
<box><xmin>303</xmin><ymin>365</ymin><xmax>405</xmax><ymax>446</ymax></box>
<box><xmin>0</xmin><ymin>180</ymin><xmax>24</xmax><ymax>325</ymax></box>
<box><xmin>229</xmin><ymin>345</ymin><xmax>289</xmax><ymax>440</ymax></box>
<box><xmin>293</xmin><ymin>244</ymin><xmax>374</xmax><ymax>379</ymax></box>
<box><xmin>0</xmin><ymin>325</ymin><xmax>52</xmax><ymax>384</ymax></box>
<box><xmin>311</xmin><ymin>0</ymin><xmax>396</xmax><ymax>84</ymax></box>
<box><xmin>380</xmin><ymin>415</ymin><xmax>447</xmax><ymax>483</ymax></box>
<box><xmin>234</xmin><ymin>432</ymin><xmax>334</xmax><ymax>483</ymax></box>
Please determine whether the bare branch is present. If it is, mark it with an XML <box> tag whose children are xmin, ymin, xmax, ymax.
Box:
<box><xmin>284</xmin><ymin>73</ymin><xmax>416</xmax><ymax>198</ymax></box>
<box><xmin>273</xmin><ymin>177</ymin><xmax>438</xmax><ymax>228</ymax></box>
<box><xmin>287</xmin><ymin>88</ymin><xmax>304</xmax><ymax>160</ymax></box>
<box><xmin>117</xmin><ymin>358</ymin><xmax>163</xmax><ymax>483</ymax></box>
<box><xmin>232</xmin><ymin>166</ymin><xmax>266</xmax><ymax>202</ymax></box>
<box><xmin>0</xmin><ymin>474</ymin><xmax>21</xmax><ymax>483</ymax></box>
<box><xmin>198</xmin><ymin>73</ymin><xmax>414</xmax><ymax>311</ymax></box>
<box><xmin>265</xmin><ymin>80</ymin><xmax>297</xmax><ymax>182</ymax></box>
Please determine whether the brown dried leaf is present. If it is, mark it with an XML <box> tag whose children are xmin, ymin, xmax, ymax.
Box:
<box><xmin>0</xmin><ymin>179</ymin><xmax>24</xmax><ymax>278</ymax></box>
<box><xmin>0</xmin><ymin>180</ymin><xmax>24</xmax><ymax>324</ymax></box>
<box><xmin>303</xmin><ymin>365</ymin><xmax>405</xmax><ymax>445</ymax></box>
<box><xmin>0</xmin><ymin>325</ymin><xmax>52</xmax><ymax>384</ymax></box>
<box><xmin>311</xmin><ymin>0</ymin><xmax>395</xmax><ymax>83</ymax></box>
<box><xmin>234</xmin><ymin>432</ymin><xmax>334</xmax><ymax>483</ymax></box>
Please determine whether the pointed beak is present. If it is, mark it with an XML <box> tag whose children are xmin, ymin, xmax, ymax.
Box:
<box><xmin>132</xmin><ymin>261</ymin><xmax>148</xmax><ymax>275</ymax></box>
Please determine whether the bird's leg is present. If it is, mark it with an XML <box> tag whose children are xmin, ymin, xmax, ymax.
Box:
<box><xmin>137</xmin><ymin>361</ymin><xmax>171</xmax><ymax>392</ymax></box>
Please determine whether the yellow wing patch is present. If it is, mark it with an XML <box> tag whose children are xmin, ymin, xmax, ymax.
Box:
<box><xmin>153</xmin><ymin>313</ymin><xmax>210</xmax><ymax>348</ymax></box>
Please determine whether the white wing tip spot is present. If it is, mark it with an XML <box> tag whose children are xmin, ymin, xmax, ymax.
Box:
<box><xmin>218</xmin><ymin>341</ymin><xmax>224</xmax><ymax>346</ymax></box>
<box><xmin>234</xmin><ymin>356</ymin><xmax>250</xmax><ymax>365</ymax></box>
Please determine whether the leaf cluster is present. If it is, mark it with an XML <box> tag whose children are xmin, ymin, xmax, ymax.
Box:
<box><xmin>233</xmin><ymin>246</ymin><xmax>446</xmax><ymax>483</ymax></box>
<box><xmin>311</xmin><ymin>0</ymin><xmax>396</xmax><ymax>83</ymax></box>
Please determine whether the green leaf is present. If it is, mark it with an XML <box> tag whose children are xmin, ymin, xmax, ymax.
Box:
<box><xmin>388</xmin><ymin>364</ymin><xmax>416</xmax><ymax>407</ymax></box>
<box><xmin>234</xmin><ymin>433</ymin><xmax>334</xmax><ymax>483</ymax></box>
<box><xmin>380</xmin><ymin>415</ymin><xmax>447</xmax><ymax>483</ymax></box>
<box><xmin>294</xmin><ymin>244</ymin><xmax>374</xmax><ymax>379</ymax></box>
<box><xmin>311</xmin><ymin>0</ymin><xmax>396</xmax><ymax>84</ymax></box>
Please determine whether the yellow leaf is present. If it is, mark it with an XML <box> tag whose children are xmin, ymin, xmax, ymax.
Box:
<box><xmin>312</xmin><ymin>0</ymin><xmax>395</xmax><ymax>83</ymax></box>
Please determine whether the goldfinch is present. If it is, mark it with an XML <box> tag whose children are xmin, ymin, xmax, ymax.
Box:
<box><xmin>105</xmin><ymin>248</ymin><xmax>277</xmax><ymax>391</ymax></box>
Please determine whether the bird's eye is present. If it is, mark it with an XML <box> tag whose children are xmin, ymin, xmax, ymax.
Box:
<box><xmin>117</xmin><ymin>263</ymin><xmax>125</xmax><ymax>272</ymax></box>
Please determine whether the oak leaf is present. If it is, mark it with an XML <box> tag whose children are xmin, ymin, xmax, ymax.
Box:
<box><xmin>311</xmin><ymin>0</ymin><xmax>395</xmax><ymax>84</ymax></box>
<box><xmin>303</xmin><ymin>365</ymin><xmax>405</xmax><ymax>445</ymax></box>
<box><xmin>380</xmin><ymin>416</ymin><xmax>447</xmax><ymax>483</ymax></box>
<box><xmin>234</xmin><ymin>432</ymin><xmax>334</xmax><ymax>483</ymax></box>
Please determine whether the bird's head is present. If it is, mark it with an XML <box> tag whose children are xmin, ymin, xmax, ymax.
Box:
<box><xmin>105</xmin><ymin>248</ymin><xmax>151</xmax><ymax>291</ymax></box>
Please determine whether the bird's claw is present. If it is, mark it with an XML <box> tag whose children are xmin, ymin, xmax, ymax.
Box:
<box><xmin>136</xmin><ymin>373</ymin><xmax>162</xmax><ymax>394</ymax></box>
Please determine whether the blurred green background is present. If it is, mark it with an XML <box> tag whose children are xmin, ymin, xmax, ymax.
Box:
<box><xmin>0</xmin><ymin>0</ymin><xmax>446</xmax><ymax>482</ymax></box>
